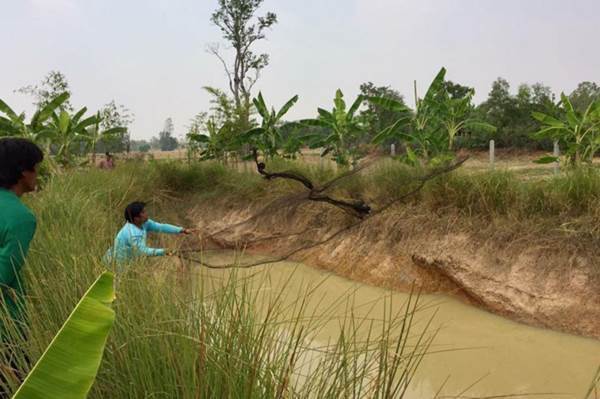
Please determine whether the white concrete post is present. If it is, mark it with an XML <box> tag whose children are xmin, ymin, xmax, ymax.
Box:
<box><xmin>390</xmin><ymin>143</ymin><xmax>396</xmax><ymax>157</ymax></box>
<box><xmin>553</xmin><ymin>140</ymin><xmax>560</xmax><ymax>175</ymax></box>
<box><xmin>489</xmin><ymin>140</ymin><xmax>495</xmax><ymax>170</ymax></box>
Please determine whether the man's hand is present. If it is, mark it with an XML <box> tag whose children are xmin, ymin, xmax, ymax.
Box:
<box><xmin>180</xmin><ymin>228</ymin><xmax>198</xmax><ymax>235</ymax></box>
<box><xmin>165</xmin><ymin>250</ymin><xmax>178</xmax><ymax>256</ymax></box>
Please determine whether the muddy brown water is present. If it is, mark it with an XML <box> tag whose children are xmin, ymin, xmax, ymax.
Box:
<box><xmin>188</xmin><ymin>252</ymin><xmax>600</xmax><ymax>398</ymax></box>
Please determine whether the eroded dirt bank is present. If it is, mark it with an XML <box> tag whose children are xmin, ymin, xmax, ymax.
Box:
<box><xmin>191</xmin><ymin>200</ymin><xmax>600</xmax><ymax>339</ymax></box>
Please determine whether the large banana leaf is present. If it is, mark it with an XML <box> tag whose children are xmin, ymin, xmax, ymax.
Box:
<box><xmin>589</xmin><ymin>100</ymin><xmax>600</xmax><ymax>119</ymax></box>
<box><xmin>241</xmin><ymin>127</ymin><xmax>265</xmax><ymax>140</ymax></box>
<box><xmin>366</xmin><ymin>96</ymin><xmax>410</xmax><ymax>113</ymax></box>
<box><xmin>346</xmin><ymin>94</ymin><xmax>364</xmax><ymax>121</ymax></box>
<box><xmin>0</xmin><ymin>118</ymin><xmax>19</xmax><ymax>136</ymax></box>
<box><xmin>275</xmin><ymin>95</ymin><xmax>299</xmax><ymax>121</ymax></box>
<box><xmin>464</xmin><ymin>121</ymin><xmax>497</xmax><ymax>132</ymax></box>
<box><xmin>35</xmin><ymin>93</ymin><xmax>70</xmax><ymax>126</ymax></box>
<box><xmin>371</xmin><ymin>116</ymin><xmax>411</xmax><ymax>144</ymax></box>
<box><xmin>58</xmin><ymin>111</ymin><xmax>71</xmax><ymax>134</ymax></box>
<box><xmin>253</xmin><ymin>93</ymin><xmax>269</xmax><ymax>120</ymax></box>
<box><xmin>532</xmin><ymin>126</ymin><xmax>564</xmax><ymax>140</ymax></box>
<box><xmin>101</xmin><ymin>127</ymin><xmax>127</xmax><ymax>137</ymax></box>
<box><xmin>187</xmin><ymin>133</ymin><xmax>210</xmax><ymax>143</ymax></box>
<box><xmin>532</xmin><ymin>112</ymin><xmax>564</xmax><ymax>127</ymax></box>
<box><xmin>333</xmin><ymin>89</ymin><xmax>346</xmax><ymax>114</ymax></box>
<box><xmin>12</xmin><ymin>272</ymin><xmax>116</xmax><ymax>399</ymax></box>
<box><xmin>423</xmin><ymin>67</ymin><xmax>446</xmax><ymax>104</ymax></box>
<box><xmin>534</xmin><ymin>156</ymin><xmax>560</xmax><ymax>164</ymax></box>
<box><xmin>0</xmin><ymin>99</ymin><xmax>20</xmax><ymax>122</ymax></box>
<box><xmin>299</xmin><ymin>119</ymin><xmax>329</xmax><ymax>129</ymax></box>
<box><xmin>76</xmin><ymin>116</ymin><xmax>99</xmax><ymax>132</ymax></box>
<box><xmin>317</xmin><ymin>108</ymin><xmax>334</xmax><ymax>122</ymax></box>
<box><xmin>72</xmin><ymin>107</ymin><xmax>88</xmax><ymax>125</ymax></box>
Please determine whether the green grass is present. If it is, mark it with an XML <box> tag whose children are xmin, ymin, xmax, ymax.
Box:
<box><xmin>3</xmin><ymin>159</ymin><xmax>599</xmax><ymax>397</ymax></box>
<box><xmin>149</xmin><ymin>159</ymin><xmax>600</xmax><ymax>246</ymax></box>
<box><xmin>423</xmin><ymin>166</ymin><xmax>600</xmax><ymax>219</ymax></box>
<box><xmin>0</xmin><ymin>162</ymin><xmax>433</xmax><ymax>398</ymax></box>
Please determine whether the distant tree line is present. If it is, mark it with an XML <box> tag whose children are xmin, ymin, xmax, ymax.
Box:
<box><xmin>355</xmin><ymin>78</ymin><xmax>599</xmax><ymax>151</ymax></box>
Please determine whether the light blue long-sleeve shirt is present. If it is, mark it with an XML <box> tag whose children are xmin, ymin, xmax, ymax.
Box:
<box><xmin>105</xmin><ymin>219</ymin><xmax>183</xmax><ymax>265</ymax></box>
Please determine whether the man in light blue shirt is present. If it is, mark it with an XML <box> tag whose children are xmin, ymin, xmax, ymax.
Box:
<box><xmin>105</xmin><ymin>201</ymin><xmax>194</xmax><ymax>265</ymax></box>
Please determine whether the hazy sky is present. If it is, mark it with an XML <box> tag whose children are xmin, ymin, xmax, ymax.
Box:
<box><xmin>2</xmin><ymin>0</ymin><xmax>599</xmax><ymax>140</ymax></box>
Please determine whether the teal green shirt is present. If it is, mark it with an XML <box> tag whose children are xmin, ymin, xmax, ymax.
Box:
<box><xmin>104</xmin><ymin>220</ymin><xmax>183</xmax><ymax>265</ymax></box>
<box><xmin>0</xmin><ymin>189</ymin><xmax>36</xmax><ymax>329</ymax></box>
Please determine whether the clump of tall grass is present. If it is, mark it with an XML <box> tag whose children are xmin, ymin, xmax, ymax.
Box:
<box><xmin>424</xmin><ymin>171</ymin><xmax>520</xmax><ymax>216</ymax></box>
<box><xmin>153</xmin><ymin>160</ymin><xmax>230</xmax><ymax>192</ymax></box>
<box><xmin>422</xmin><ymin>167</ymin><xmax>600</xmax><ymax>219</ymax></box>
<box><xmin>154</xmin><ymin>157</ymin><xmax>600</xmax><ymax>223</ymax></box>
<box><xmin>153</xmin><ymin>158</ymin><xmax>344</xmax><ymax>203</ymax></box>
<box><xmin>154</xmin><ymin>160</ymin><xmax>273</xmax><ymax>202</ymax></box>
<box><xmin>0</xmin><ymin>163</ymin><xmax>433</xmax><ymax>398</ymax></box>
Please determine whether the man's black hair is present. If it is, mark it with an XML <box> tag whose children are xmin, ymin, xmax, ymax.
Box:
<box><xmin>0</xmin><ymin>138</ymin><xmax>44</xmax><ymax>189</ymax></box>
<box><xmin>125</xmin><ymin>201</ymin><xmax>146</xmax><ymax>223</ymax></box>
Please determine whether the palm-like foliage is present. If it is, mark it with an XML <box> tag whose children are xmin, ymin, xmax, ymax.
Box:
<box><xmin>533</xmin><ymin>93</ymin><xmax>600</xmax><ymax>165</ymax></box>
<box><xmin>187</xmin><ymin>117</ymin><xmax>229</xmax><ymax>160</ymax></box>
<box><xmin>301</xmin><ymin>89</ymin><xmax>366</xmax><ymax>166</ymax></box>
<box><xmin>438</xmin><ymin>89</ymin><xmax>496</xmax><ymax>150</ymax></box>
<box><xmin>370</xmin><ymin>67</ymin><xmax>494</xmax><ymax>161</ymax></box>
<box><xmin>1</xmin><ymin>94</ymin><xmax>127</xmax><ymax>168</ymax></box>
<box><xmin>370</xmin><ymin>69</ymin><xmax>447</xmax><ymax>159</ymax></box>
<box><xmin>186</xmin><ymin>86</ymin><xmax>253</xmax><ymax>161</ymax></box>
<box><xmin>0</xmin><ymin>93</ymin><xmax>70</xmax><ymax>142</ymax></box>
<box><xmin>242</xmin><ymin>92</ymin><xmax>299</xmax><ymax>159</ymax></box>
<box><xmin>42</xmin><ymin>107</ymin><xmax>99</xmax><ymax>166</ymax></box>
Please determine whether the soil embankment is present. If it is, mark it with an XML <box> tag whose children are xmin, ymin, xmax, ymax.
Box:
<box><xmin>191</xmin><ymin>200</ymin><xmax>600</xmax><ymax>339</ymax></box>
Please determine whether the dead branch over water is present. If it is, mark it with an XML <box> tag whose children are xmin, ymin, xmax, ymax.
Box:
<box><xmin>179</xmin><ymin>154</ymin><xmax>468</xmax><ymax>269</ymax></box>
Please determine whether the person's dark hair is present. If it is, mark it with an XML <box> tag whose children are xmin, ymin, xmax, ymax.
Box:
<box><xmin>0</xmin><ymin>138</ymin><xmax>44</xmax><ymax>189</ymax></box>
<box><xmin>124</xmin><ymin>201</ymin><xmax>146</xmax><ymax>223</ymax></box>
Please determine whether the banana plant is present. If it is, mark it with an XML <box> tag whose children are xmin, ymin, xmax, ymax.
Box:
<box><xmin>369</xmin><ymin>68</ymin><xmax>448</xmax><ymax>160</ymax></box>
<box><xmin>438</xmin><ymin>89</ymin><xmax>496</xmax><ymax>150</ymax></box>
<box><xmin>42</xmin><ymin>107</ymin><xmax>99</xmax><ymax>166</ymax></box>
<box><xmin>301</xmin><ymin>89</ymin><xmax>366</xmax><ymax>166</ymax></box>
<box><xmin>11</xmin><ymin>272</ymin><xmax>116</xmax><ymax>399</ymax></box>
<box><xmin>533</xmin><ymin>94</ymin><xmax>600</xmax><ymax>166</ymax></box>
<box><xmin>369</xmin><ymin>67</ymin><xmax>494</xmax><ymax>161</ymax></box>
<box><xmin>0</xmin><ymin>93</ymin><xmax>70</xmax><ymax>142</ymax></box>
<box><xmin>241</xmin><ymin>92</ymin><xmax>299</xmax><ymax>159</ymax></box>
<box><xmin>187</xmin><ymin>117</ymin><xmax>230</xmax><ymax>161</ymax></box>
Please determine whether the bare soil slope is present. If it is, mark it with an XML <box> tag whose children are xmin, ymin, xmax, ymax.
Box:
<box><xmin>191</xmin><ymin>201</ymin><xmax>600</xmax><ymax>339</ymax></box>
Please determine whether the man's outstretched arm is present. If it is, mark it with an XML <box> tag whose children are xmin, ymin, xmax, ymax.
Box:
<box><xmin>145</xmin><ymin>219</ymin><xmax>196</xmax><ymax>235</ymax></box>
<box><xmin>144</xmin><ymin>219</ymin><xmax>183</xmax><ymax>235</ymax></box>
<box><xmin>130</xmin><ymin>234</ymin><xmax>166</xmax><ymax>257</ymax></box>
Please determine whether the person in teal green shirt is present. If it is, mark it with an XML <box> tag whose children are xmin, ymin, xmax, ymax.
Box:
<box><xmin>104</xmin><ymin>201</ymin><xmax>195</xmax><ymax>269</ymax></box>
<box><xmin>0</xmin><ymin>138</ymin><xmax>43</xmax><ymax>391</ymax></box>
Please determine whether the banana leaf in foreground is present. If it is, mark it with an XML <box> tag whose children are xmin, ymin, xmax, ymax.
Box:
<box><xmin>13</xmin><ymin>272</ymin><xmax>116</xmax><ymax>399</ymax></box>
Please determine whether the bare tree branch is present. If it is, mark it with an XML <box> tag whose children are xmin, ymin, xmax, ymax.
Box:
<box><xmin>252</xmin><ymin>149</ymin><xmax>372</xmax><ymax>218</ymax></box>
<box><xmin>178</xmin><ymin>155</ymin><xmax>469</xmax><ymax>269</ymax></box>
<box><xmin>207</xmin><ymin>43</ymin><xmax>235</xmax><ymax>97</ymax></box>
